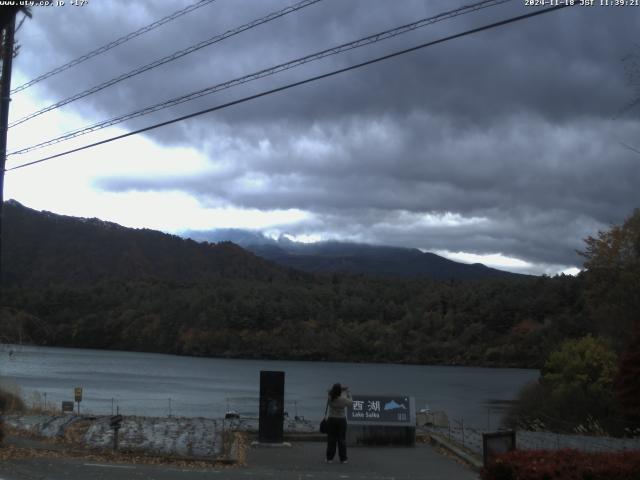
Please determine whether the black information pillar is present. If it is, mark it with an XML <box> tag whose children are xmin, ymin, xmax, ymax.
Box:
<box><xmin>258</xmin><ymin>370</ymin><xmax>285</xmax><ymax>443</ymax></box>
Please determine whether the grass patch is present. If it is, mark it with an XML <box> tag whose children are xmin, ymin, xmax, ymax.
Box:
<box><xmin>1</xmin><ymin>384</ymin><xmax>27</xmax><ymax>445</ymax></box>
<box><xmin>0</xmin><ymin>386</ymin><xmax>27</xmax><ymax>414</ymax></box>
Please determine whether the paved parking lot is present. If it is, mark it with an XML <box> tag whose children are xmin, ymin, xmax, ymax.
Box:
<box><xmin>0</xmin><ymin>436</ymin><xmax>479</xmax><ymax>480</ymax></box>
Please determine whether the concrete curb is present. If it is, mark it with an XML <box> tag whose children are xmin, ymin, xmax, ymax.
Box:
<box><xmin>284</xmin><ymin>433</ymin><xmax>325</xmax><ymax>442</ymax></box>
<box><xmin>428</xmin><ymin>431</ymin><xmax>483</xmax><ymax>472</ymax></box>
<box><xmin>251</xmin><ymin>441</ymin><xmax>292</xmax><ymax>448</ymax></box>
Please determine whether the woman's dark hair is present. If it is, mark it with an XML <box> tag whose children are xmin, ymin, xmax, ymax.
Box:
<box><xmin>330</xmin><ymin>383</ymin><xmax>342</xmax><ymax>400</ymax></box>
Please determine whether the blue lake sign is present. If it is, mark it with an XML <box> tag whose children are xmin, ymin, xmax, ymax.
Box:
<box><xmin>347</xmin><ymin>395</ymin><xmax>415</xmax><ymax>426</ymax></box>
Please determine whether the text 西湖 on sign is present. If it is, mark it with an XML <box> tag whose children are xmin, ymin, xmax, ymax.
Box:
<box><xmin>346</xmin><ymin>395</ymin><xmax>415</xmax><ymax>425</ymax></box>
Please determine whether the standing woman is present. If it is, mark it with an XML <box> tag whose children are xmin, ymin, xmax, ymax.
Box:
<box><xmin>325</xmin><ymin>383</ymin><xmax>353</xmax><ymax>463</ymax></box>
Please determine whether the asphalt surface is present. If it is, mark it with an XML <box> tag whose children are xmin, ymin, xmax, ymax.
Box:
<box><xmin>0</xmin><ymin>439</ymin><xmax>479</xmax><ymax>480</ymax></box>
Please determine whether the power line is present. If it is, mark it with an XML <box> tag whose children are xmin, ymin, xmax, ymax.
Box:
<box><xmin>8</xmin><ymin>0</ymin><xmax>512</xmax><ymax>157</ymax></box>
<box><xmin>10</xmin><ymin>0</ymin><xmax>218</xmax><ymax>94</ymax></box>
<box><xmin>6</xmin><ymin>4</ymin><xmax>574</xmax><ymax>173</ymax></box>
<box><xmin>619</xmin><ymin>140</ymin><xmax>640</xmax><ymax>156</ymax></box>
<box><xmin>9</xmin><ymin>0</ymin><xmax>322</xmax><ymax>128</ymax></box>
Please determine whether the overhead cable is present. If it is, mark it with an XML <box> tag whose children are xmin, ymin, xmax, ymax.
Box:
<box><xmin>6</xmin><ymin>4</ymin><xmax>574</xmax><ymax>172</ymax></box>
<box><xmin>8</xmin><ymin>0</ymin><xmax>512</xmax><ymax>156</ymax></box>
<box><xmin>9</xmin><ymin>0</ymin><xmax>322</xmax><ymax>128</ymax></box>
<box><xmin>10</xmin><ymin>0</ymin><xmax>218</xmax><ymax>94</ymax></box>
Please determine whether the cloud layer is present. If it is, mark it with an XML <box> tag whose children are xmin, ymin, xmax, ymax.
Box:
<box><xmin>9</xmin><ymin>0</ymin><xmax>640</xmax><ymax>273</ymax></box>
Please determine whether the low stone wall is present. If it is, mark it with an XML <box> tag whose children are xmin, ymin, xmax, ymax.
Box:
<box><xmin>3</xmin><ymin>414</ymin><xmax>81</xmax><ymax>438</ymax></box>
<box><xmin>4</xmin><ymin>414</ymin><xmax>319</xmax><ymax>458</ymax></box>
<box><xmin>85</xmin><ymin>416</ymin><xmax>220</xmax><ymax>457</ymax></box>
<box><xmin>223</xmin><ymin>416</ymin><xmax>317</xmax><ymax>433</ymax></box>
<box><xmin>424</xmin><ymin>425</ymin><xmax>640</xmax><ymax>456</ymax></box>
<box><xmin>4</xmin><ymin>414</ymin><xmax>221</xmax><ymax>458</ymax></box>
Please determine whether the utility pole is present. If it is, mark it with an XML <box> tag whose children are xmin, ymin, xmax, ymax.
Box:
<box><xmin>0</xmin><ymin>10</ymin><xmax>17</xmax><ymax>305</ymax></box>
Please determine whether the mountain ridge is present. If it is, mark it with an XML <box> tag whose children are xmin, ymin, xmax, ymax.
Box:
<box><xmin>2</xmin><ymin>200</ymin><xmax>302</xmax><ymax>287</ymax></box>
<box><xmin>3</xmin><ymin>200</ymin><xmax>523</xmax><ymax>284</ymax></box>
<box><xmin>184</xmin><ymin>228</ymin><xmax>524</xmax><ymax>280</ymax></box>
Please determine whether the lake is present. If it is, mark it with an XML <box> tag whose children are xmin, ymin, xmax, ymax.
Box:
<box><xmin>0</xmin><ymin>344</ymin><xmax>538</xmax><ymax>429</ymax></box>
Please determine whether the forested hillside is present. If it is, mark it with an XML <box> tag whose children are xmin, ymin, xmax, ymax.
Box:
<box><xmin>0</xmin><ymin>201</ymin><xmax>591</xmax><ymax>367</ymax></box>
<box><xmin>2</xmin><ymin>200</ymin><xmax>301</xmax><ymax>286</ymax></box>
<box><xmin>1</xmin><ymin>275</ymin><xmax>585</xmax><ymax>367</ymax></box>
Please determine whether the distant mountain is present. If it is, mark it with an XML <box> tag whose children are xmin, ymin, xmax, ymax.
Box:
<box><xmin>2</xmin><ymin>200</ymin><xmax>299</xmax><ymax>287</ymax></box>
<box><xmin>184</xmin><ymin>229</ymin><xmax>523</xmax><ymax>280</ymax></box>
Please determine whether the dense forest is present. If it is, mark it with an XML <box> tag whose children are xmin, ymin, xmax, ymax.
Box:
<box><xmin>0</xmin><ymin>201</ymin><xmax>632</xmax><ymax>369</ymax></box>
<box><xmin>1</xmin><ymin>275</ymin><xmax>584</xmax><ymax>367</ymax></box>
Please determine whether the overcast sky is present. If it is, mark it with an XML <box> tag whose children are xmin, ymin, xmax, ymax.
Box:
<box><xmin>5</xmin><ymin>0</ymin><xmax>640</xmax><ymax>275</ymax></box>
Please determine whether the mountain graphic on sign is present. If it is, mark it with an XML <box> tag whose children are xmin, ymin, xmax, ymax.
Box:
<box><xmin>383</xmin><ymin>400</ymin><xmax>407</xmax><ymax>411</ymax></box>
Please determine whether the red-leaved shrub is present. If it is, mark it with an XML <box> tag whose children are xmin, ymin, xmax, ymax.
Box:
<box><xmin>481</xmin><ymin>449</ymin><xmax>640</xmax><ymax>480</ymax></box>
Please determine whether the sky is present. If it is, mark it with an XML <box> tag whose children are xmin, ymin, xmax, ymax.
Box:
<box><xmin>4</xmin><ymin>0</ymin><xmax>640</xmax><ymax>276</ymax></box>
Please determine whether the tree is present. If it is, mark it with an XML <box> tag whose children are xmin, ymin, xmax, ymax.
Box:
<box><xmin>579</xmin><ymin>209</ymin><xmax>640</xmax><ymax>347</ymax></box>
<box><xmin>505</xmin><ymin>336</ymin><xmax>618</xmax><ymax>432</ymax></box>
<box><xmin>540</xmin><ymin>336</ymin><xmax>617</xmax><ymax>430</ymax></box>
<box><xmin>614</xmin><ymin>325</ymin><xmax>640</xmax><ymax>429</ymax></box>
<box><xmin>542</xmin><ymin>335</ymin><xmax>617</xmax><ymax>402</ymax></box>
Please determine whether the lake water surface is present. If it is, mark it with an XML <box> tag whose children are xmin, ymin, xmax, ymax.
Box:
<box><xmin>0</xmin><ymin>345</ymin><xmax>538</xmax><ymax>428</ymax></box>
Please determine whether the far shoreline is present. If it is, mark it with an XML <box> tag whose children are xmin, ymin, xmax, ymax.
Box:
<box><xmin>1</xmin><ymin>343</ymin><xmax>542</xmax><ymax>371</ymax></box>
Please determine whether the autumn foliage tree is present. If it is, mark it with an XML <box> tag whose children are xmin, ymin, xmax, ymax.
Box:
<box><xmin>579</xmin><ymin>209</ymin><xmax>640</xmax><ymax>431</ymax></box>
<box><xmin>506</xmin><ymin>210</ymin><xmax>640</xmax><ymax>433</ymax></box>
<box><xmin>579</xmin><ymin>208</ymin><xmax>640</xmax><ymax>346</ymax></box>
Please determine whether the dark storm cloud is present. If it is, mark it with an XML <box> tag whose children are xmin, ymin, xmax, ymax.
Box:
<box><xmin>95</xmin><ymin>112</ymin><xmax>638</xmax><ymax>267</ymax></box>
<box><xmin>12</xmin><ymin>0</ymin><xmax>640</xmax><ymax>271</ymax></box>
<box><xmin>17</xmin><ymin>0</ymin><xmax>633</xmax><ymax>126</ymax></box>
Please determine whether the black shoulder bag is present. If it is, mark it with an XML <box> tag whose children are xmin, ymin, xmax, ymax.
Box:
<box><xmin>319</xmin><ymin>398</ymin><xmax>329</xmax><ymax>433</ymax></box>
